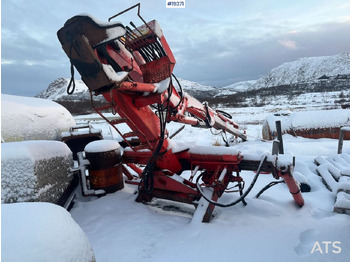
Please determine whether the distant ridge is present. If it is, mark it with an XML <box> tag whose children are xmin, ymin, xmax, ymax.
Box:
<box><xmin>36</xmin><ymin>77</ymin><xmax>214</xmax><ymax>101</ymax></box>
<box><xmin>218</xmin><ymin>53</ymin><xmax>350</xmax><ymax>96</ymax></box>
<box><xmin>37</xmin><ymin>53</ymin><xmax>350</xmax><ymax>113</ymax></box>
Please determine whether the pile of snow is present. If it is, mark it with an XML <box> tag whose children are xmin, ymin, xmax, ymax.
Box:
<box><xmin>84</xmin><ymin>139</ymin><xmax>120</xmax><ymax>153</ymax></box>
<box><xmin>1</xmin><ymin>140</ymin><xmax>74</xmax><ymax>204</ymax></box>
<box><xmin>102</xmin><ymin>65</ymin><xmax>129</xmax><ymax>83</ymax></box>
<box><xmin>1</xmin><ymin>94</ymin><xmax>76</xmax><ymax>142</ymax></box>
<box><xmin>2</xmin><ymin>202</ymin><xmax>96</xmax><ymax>262</ymax></box>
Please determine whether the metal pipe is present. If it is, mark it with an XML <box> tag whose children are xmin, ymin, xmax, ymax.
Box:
<box><xmin>126</xmin><ymin>25</ymin><xmax>156</xmax><ymax>60</ymax></box>
<box><xmin>337</xmin><ymin>127</ymin><xmax>350</xmax><ymax>154</ymax></box>
<box><xmin>125</xmin><ymin>27</ymin><xmax>151</xmax><ymax>62</ymax></box>
<box><xmin>130</xmin><ymin>21</ymin><xmax>165</xmax><ymax>58</ymax></box>
<box><xmin>279</xmin><ymin>169</ymin><xmax>304</xmax><ymax>207</ymax></box>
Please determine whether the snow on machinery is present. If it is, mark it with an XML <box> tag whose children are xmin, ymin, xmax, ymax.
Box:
<box><xmin>57</xmin><ymin>3</ymin><xmax>304</xmax><ymax>222</ymax></box>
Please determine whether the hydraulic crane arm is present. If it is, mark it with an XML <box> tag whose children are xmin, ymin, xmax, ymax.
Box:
<box><xmin>57</xmin><ymin>4</ymin><xmax>303</xmax><ymax>223</ymax></box>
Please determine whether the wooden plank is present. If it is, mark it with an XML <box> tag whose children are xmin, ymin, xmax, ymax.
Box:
<box><xmin>338</xmin><ymin>176</ymin><xmax>350</xmax><ymax>193</ymax></box>
<box><xmin>316</xmin><ymin>164</ymin><xmax>338</xmax><ymax>192</ymax></box>
<box><xmin>334</xmin><ymin>191</ymin><xmax>350</xmax><ymax>214</ymax></box>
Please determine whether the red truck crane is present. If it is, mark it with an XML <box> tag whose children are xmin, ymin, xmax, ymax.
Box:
<box><xmin>57</xmin><ymin>3</ymin><xmax>304</xmax><ymax>222</ymax></box>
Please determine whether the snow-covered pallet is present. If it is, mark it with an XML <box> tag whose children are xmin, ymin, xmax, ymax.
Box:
<box><xmin>315</xmin><ymin>154</ymin><xmax>350</xmax><ymax>214</ymax></box>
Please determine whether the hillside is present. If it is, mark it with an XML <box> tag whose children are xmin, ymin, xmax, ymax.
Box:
<box><xmin>36</xmin><ymin>53</ymin><xmax>350</xmax><ymax>114</ymax></box>
<box><xmin>35</xmin><ymin>77</ymin><xmax>215</xmax><ymax>115</ymax></box>
<box><xmin>213</xmin><ymin>53</ymin><xmax>350</xmax><ymax>108</ymax></box>
<box><xmin>218</xmin><ymin>53</ymin><xmax>350</xmax><ymax>95</ymax></box>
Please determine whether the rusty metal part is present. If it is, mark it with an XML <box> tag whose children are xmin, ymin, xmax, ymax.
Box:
<box><xmin>85</xmin><ymin>143</ymin><xmax>124</xmax><ymax>193</ymax></box>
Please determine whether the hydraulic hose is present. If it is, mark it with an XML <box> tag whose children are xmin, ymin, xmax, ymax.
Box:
<box><xmin>196</xmin><ymin>154</ymin><xmax>268</xmax><ymax>207</ymax></box>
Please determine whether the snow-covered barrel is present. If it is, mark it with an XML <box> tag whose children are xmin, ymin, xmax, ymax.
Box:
<box><xmin>262</xmin><ymin>109</ymin><xmax>350</xmax><ymax>140</ymax></box>
<box><xmin>84</xmin><ymin>140</ymin><xmax>123</xmax><ymax>193</ymax></box>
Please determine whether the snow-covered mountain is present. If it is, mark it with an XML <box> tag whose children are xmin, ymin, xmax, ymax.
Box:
<box><xmin>217</xmin><ymin>53</ymin><xmax>350</xmax><ymax>96</ymax></box>
<box><xmin>36</xmin><ymin>78</ymin><xmax>93</xmax><ymax>101</ymax></box>
<box><xmin>35</xmin><ymin>77</ymin><xmax>216</xmax><ymax>114</ymax></box>
<box><xmin>36</xmin><ymin>77</ymin><xmax>214</xmax><ymax>101</ymax></box>
<box><xmin>218</xmin><ymin>80</ymin><xmax>257</xmax><ymax>95</ymax></box>
<box><xmin>255</xmin><ymin>52</ymin><xmax>350</xmax><ymax>87</ymax></box>
<box><xmin>174</xmin><ymin>78</ymin><xmax>218</xmax><ymax>99</ymax></box>
<box><xmin>37</xmin><ymin>53</ymin><xmax>350</xmax><ymax>113</ymax></box>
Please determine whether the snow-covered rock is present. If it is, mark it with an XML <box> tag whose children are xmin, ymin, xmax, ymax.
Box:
<box><xmin>2</xmin><ymin>202</ymin><xmax>96</xmax><ymax>262</ymax></box>
<box><xmin>1</xmin><ymin>94</ymin><xmax>76</xmax><ymax>142</ymax></box>
<box><xmin>1</xmin><ymin>140</ymin><xmax>74</xmax><ymax>204</ymax></box>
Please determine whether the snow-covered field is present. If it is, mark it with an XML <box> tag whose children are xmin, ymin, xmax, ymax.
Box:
<box><xmin>2</xmin><ymin>92</ymin><xmax>349</xmax><ymax>261</ymax></box>
<box><xmin>70</xmin><ymin>105</ymin><xmax>350</xmax><ymax>262</ymax></box>
<box><xmin>3</xmin><ymin>50</ymin><xmax>350</xmax><ymax>261</ymax></box>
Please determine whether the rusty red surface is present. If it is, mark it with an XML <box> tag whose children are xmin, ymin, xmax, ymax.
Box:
<box><xmin>264</xmin><ymin>126</ymin><xmax>350</xmax><ymax>140</ymax></box>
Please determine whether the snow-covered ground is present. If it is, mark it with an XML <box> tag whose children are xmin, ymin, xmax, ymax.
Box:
<box><xmin>70</xmin><ymin>105</ymin><xmax>350</xmax><ymax>262</ymax></box>
<box><xmin>2</xmin><ymin>92</ymin><xmax>349</xmax><ymax>261</ymax></box>
<box><xmin>3</xmin><ymin>49</ymin><xmax>350</xmax><ymax>261</ymax></box>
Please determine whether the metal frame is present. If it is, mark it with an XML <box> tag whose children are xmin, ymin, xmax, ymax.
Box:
<box><xmin>57</xmin><ymin>4</ymin><xmax>304</xmax><ymax>222</ymax></box>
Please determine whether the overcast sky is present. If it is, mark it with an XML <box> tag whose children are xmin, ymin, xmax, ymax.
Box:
<box><xmin>2</xmin><ymin>0</ymin><xmax>350</xmax><ymax>96</ymax></box>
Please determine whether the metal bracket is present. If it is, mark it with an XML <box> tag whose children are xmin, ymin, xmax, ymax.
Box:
<box><xmin>70</xmin><ymin>152</ymin><xmax>106</xmax><ymax>197</ymax></box>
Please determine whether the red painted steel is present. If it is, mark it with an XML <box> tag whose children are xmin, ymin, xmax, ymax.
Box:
<box><xmin>279</xmin><ymin>170</ymin><xmax>305</xmax><ymax>207</ymax></box>
<box><xmin>57</xmin><ymin>6</ymin><xmax>304</xmax><ymax>222</ymax></box>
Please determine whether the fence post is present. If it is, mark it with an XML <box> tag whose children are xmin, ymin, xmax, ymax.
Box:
<box><xmin>272</xmin><ymin>140</ymin><xmax>280</xmax><ymax>155</ymax></box>
<box><xmin>275</xmin><ymin>120</ymin><xmax>284</xmax><ymax>154</ymax></box>
<box><xmin>338</xmin><ymin>127</ymin><xmax>350</xmax><ymax>154</ymax></box>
